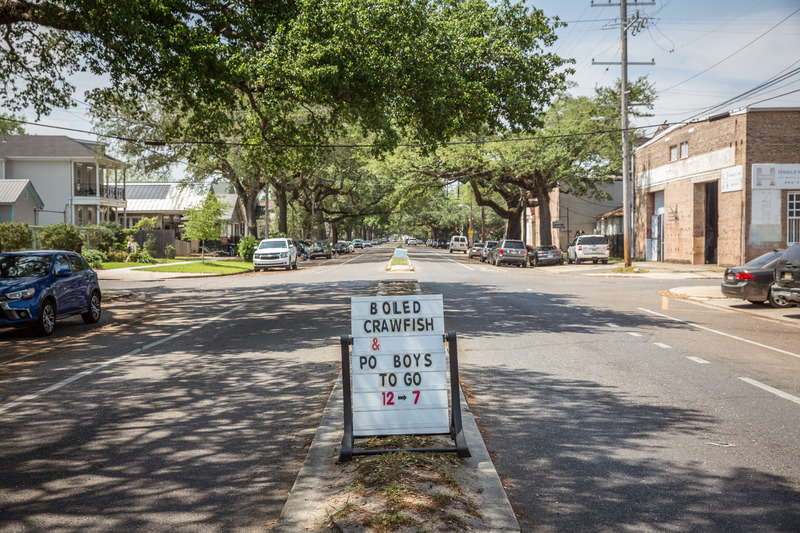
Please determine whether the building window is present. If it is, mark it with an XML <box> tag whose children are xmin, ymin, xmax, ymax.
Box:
<box><xmin>669</xmin><ymin>145</ymin><xmax>678</xmax><ymax>161</ymax></box>
<box><xmin>680</xmin><ymin>141</ymin><xmax>688</xmax><ymax>159</ymax></box>
<box><xmin>789</xmin><ymin>192</ymin><xmax>800</xmax><ymax>244</ymax></box>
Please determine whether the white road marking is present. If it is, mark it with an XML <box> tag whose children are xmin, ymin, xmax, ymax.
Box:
<box><xmin>654</xmin><ymin>342</ymin><xmax>672</xmax><ymax>349</ymax></box>
<box><xmin>0</xmin><ymin>304</ymin><xmax>246</xmax><ymax>416</ymax></box>
<box><xmin>687</xmin><ymin>356</ymin><xmax>710</xmax><ymax>364</ymax></box>
<box><xmin>627</xmin><ymin>332</ymin><xmax>642</xmax><ymax>337</ymax></box>
<box><xmin>639</xmin><ymin>308</ymin><xmax>800</xmax><ymax>360</ymax></box>
<box><xmin>606</xmin><ymin>323</ymin><xmax>619</xmax><ymax>328</ymax></box>
<box><xmin>739</xmin><ymin>377</ymin><xmax>800</xmax><ymax>405</ymax></box>
<box><xmin>583</xmin><ymin>312</ymin><xmax>592</xmax><ymax>317</ymax></box>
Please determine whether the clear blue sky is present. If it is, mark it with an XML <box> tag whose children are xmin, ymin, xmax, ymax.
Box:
<box><xmin>11</xmin><ymin>0</ymin><xmax>800</xmax><ymax>141</ymax></box>
<box><xmin>531</xmin><ymin>0</ymin><xmax>800</xmax><ymax>132</ymax></box>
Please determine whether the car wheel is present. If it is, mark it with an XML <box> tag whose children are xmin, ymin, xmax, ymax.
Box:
<box><xmin>521</xmin><ymin>261</ymin><xmax>527</xmax><ymax>268</ymax></box>
<box><xmin>602</xmin><ymin>259</ymin><xmax>608</xmax><ymax>264</ymax></box>
<box><xmin>768</xmin><ymin>289</ymin><xmax>792</xmax><ymax>308</ymax></box>
<box><xmin>35</xmin><ymin>298</ymin><xmax>56</xmax><ymax>336</ymax></box>
<box><xmin>82</xmin><ymin>291</ymin><xmax>102</xmax><ymax>324</ymax></box>
<box><xmin>593</xmin><ymin>259</ymin><xmax>598</xmax><ymax>264</ymax></box>
<box><xmin>567</xmin><ymin>257</ymin><xmax>573</xmax><ymax>264</ymax></box>
<box><xmin>292</xmin><ymin>258</ymin><xmax>298</xmax><ymax>270</ymax></box>
<box><xmin>576</xmin><ymin>259</ymin><xmax>582</xmax><ymax>264</ymax></box>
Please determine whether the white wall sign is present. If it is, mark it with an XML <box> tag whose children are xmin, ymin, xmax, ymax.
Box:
<box><xmin>752</xmin><ymin>164</ymin><xmax>800</xmax><ymax>190</ymax></box>
<box><xmin>720</xmin><ymin>165</ymin><xmax>743</xmax><ymax>193</ymax></box>
<box><xmin>350</xmin><ymin>295</ymin><xmax>449</xmax><ymax>436</ymax></box>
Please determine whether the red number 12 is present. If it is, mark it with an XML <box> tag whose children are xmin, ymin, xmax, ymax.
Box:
<box><xmin>382</xmin><ymin>392</ymin><xmax>395</xmax><ymax>405</ymax></box>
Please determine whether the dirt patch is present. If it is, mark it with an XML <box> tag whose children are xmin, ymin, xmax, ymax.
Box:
<box><xmin>302</xmin><ymin>435</ymin><xmax>488</xmax><ymax>532</ymax></box>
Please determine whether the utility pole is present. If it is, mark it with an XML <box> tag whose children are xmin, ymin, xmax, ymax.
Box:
<box><xmin>592</xmin><ymin>0</ymin><xmax>654</xmax><ymax>267</ymax></box>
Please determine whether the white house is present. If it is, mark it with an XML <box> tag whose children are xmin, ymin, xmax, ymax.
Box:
<box><xmin>0</xmin><ymin>135</ymin><xmax>127</xmax><ymax>226</ymax></box>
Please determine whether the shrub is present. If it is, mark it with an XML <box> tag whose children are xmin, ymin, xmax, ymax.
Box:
<box><xmin>107</xmin><ymin>250</ymin><xmax>126</xmax><ymax>262</ymax></box>
<box><xmin>134</xmin><ymin>251</ymin><xmax>157</xmax><ymax>264</ymax></box>
<box><xmin>144</xmin><ymin>235</ymin><xmax>158</xmax><ymax>257</ymax></box>
<box><xmin>238</xmin><ymin>235</ymin><xmax>259</xmax><ymax>261</ymax></box>
<box><xmin>81</xmin><ymin>249</ymin><xmax>107</xmax><ymax>269</ymax></box>
<box><xmin>0</xmin><ymin>221</ymin><xmax>33</xmax><ymax>252</ymax></box>
<box><xmin>86</xmin><ymin>221</ymin><xmax>125</xmax><ymax>252</ymax></box>
<box><xmin>164</xmin><ymin>244</ymin><xmax>176</xmax><ymax>259</ymax></box>
<box><xmin>38</xmin><ymin>223</ymin><xmax>83</xmax><ymax>251</ymax></box>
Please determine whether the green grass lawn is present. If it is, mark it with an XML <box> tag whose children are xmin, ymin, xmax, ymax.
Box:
<box><xmin>100</xmin><ymin>259</ymin><xmax>187</xmax><ymax>269</ymax></box>
<box><xmin>136</xmin><ymin>260</ymin><xmax>252</xmax><ymax>274</ymax></box>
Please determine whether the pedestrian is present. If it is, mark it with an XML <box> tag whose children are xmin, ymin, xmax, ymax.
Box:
<box><xmin>125</xmin><ymin>236</ymin><xmax>137</xmax><ymax>262</ymax></box>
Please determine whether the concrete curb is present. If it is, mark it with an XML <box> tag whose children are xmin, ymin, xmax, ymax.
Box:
<box><xmin>274</xmin><ymin>374</ymin><xmax>520</xmax><ymax>532</ymax></box>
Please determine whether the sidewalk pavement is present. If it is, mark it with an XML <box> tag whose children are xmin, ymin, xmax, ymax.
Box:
<box><xmin>95</xmin><ymin>260</ymin><xmax>227</xmax><ymax>282</ymax></box>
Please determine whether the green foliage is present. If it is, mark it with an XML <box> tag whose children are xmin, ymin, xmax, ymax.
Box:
<box><xmin>164</xmin><ymin>244</ymin><xmax>176</xmax><ymax>259</ymax></box>
<box><xmin>37</xmin><ymin>223</ymin><xmax>83</xmax><ymax>252</ymax></box>
<box><xmin>106</xmin><ymin>250</ymin><xmax>127</xmax><ymax>262</ymax></box>
<box><xmin>134</xmin><ymin>251</ymin><xmax>157</xmax><ymax>264</ymax></box>
<box><xmin>237</xmin><ymin>235</ymin><xmax>259</xmax><ymax>261</ymax></box>
<box><xmin>81</xmin><ymin>248</ymin><xmax>107</xmax><ymax>268</ymax></box>
<box><xmin>85</xmin><ymin>221</ymin><xmax>125</xmax><ymax>251</ymax></box>
<box><xmin>0</xmin><ymin>113</ymin><xmax>25</xmax><ymax>135</ymax></box>
<box><xmin>143</xmin><ymin>235</ymin><xmax>158</xmax><ymax>257</ymax></box>
<box><xmin>0</xmin><ymin>221</ymin><xmax>33</xmax><ymax>252</ymax></box>
<box><xmin>183</xmin><ymin>194</ymin><xmax>225</xmax><ymax>261</ymax></box>
<box><xmin>268</xmin><ymin>230</ymin><xmax>287</xmax><ymax>238</ymax></box>
<box><xmin>126</xmin><ymin>216</ymin><xmax>157</xmax><ymax>235</ymax></box>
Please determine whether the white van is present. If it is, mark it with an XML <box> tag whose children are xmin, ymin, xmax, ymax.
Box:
<box><xmin>449</xmin><ymin>235</ymin><xmax>468</xmax><ymax>254</ymax></box>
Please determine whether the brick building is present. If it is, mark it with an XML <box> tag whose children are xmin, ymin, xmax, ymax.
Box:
<box><xmin>633</xmin><ymin>107</ymin><xmax>800</xmax><ymax>266</ymax></box>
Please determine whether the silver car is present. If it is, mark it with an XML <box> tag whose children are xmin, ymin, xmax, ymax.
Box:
<box><xmin>253</xmin><ymin>238</ymin><xmax>298</xmax><ymax>271</ymax></box>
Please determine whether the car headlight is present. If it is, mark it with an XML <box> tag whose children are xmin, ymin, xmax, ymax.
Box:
<box><xmin>280</xmin><ymin>252</ymin><xmax>288</xmax><ymax>258</ymax></box>
<box><xmin>6</xmin><ymin>288</ymin><xmax>35</xmax><ymax>300</ymax></box>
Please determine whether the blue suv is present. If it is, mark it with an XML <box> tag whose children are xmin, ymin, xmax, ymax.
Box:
<box><xmin>0</xmin><ymin>250</ymin><xmax>102</xmax><ymax>336</ymax></box>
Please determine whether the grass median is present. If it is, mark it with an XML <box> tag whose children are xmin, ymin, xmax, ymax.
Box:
<box><xmin>135</xmin><ymin>260</ymin><xmax>253</xmax><ymax>275</ymax></box>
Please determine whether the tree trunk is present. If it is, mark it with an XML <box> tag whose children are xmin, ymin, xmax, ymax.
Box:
<box><xmin>275</xmin><ymin>185</ymin><xmax>288</xmax><ymax>235</ymax></box>
<box><xmin>536</xmin><ymin>186</ymin><xmax>553</xmax><ymax>246</ymax></box>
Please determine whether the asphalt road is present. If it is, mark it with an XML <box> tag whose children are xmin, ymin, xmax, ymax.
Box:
<box><xmin>1</xmin><ymin>246</ymin><xmax>799</xmax><ymax>532</ymax></box>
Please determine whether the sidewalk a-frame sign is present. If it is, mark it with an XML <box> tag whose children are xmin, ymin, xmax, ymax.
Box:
<box><xmin>339</xmin><ymin>294</ymin><xmax>470</xmax><ymax>461</ymax></box>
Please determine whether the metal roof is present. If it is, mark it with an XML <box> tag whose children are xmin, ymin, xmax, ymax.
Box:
<box><xmin>125</xmin><ymin>182</ymin><xmax>208</xmax><ymax>213</ymax></box>
<box><xmin>0</xmin><ymin>179</ymin><xmax>44</xmax><ymax>207</ymax></box>
<box><xmin>0</xmin><ymin>135</ymin><xmax>122</xmax><ymax>163</ymax></box>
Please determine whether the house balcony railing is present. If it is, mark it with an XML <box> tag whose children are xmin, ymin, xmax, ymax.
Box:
<box><xmin>73</xmin><ymin>185</ymin><xmax>126</xmax><ymax>200</ymax></box>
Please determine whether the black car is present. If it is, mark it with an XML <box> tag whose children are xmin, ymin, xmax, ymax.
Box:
<box><xmin>434</xmin><ymin>238</ymin><xmax>448</xmax><ymax>249</ymax></box>
<box><xmin>770</xmin><ymin>243</ymin><xmax>800</xmax><ymax>306</ymax></box>
<box><xmin>528</xmin><ymin>245</ymin><xmax>564</xmax><ymax>267</ymax></box>
<box><xmin>721</xmin><ymin>249</ymin><xmax>789</xmax><ymax>308</ymax></box>
<box><xmin>332</xmin><ymin>242</ymin><xmax>349</xmax><ymax>255</ymax></box>
<box><xmin>308</xmin><ymin>241</ymin><xmax>332</xmax><ymax>260</ymax></box>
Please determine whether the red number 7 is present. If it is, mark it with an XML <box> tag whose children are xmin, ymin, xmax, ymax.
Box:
<box><xmin>412</xmin><ymin>390</ymin><xmax>420</xmax><ymax>404</ymax></box>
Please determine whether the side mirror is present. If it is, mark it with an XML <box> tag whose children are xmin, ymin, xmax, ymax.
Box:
<box><xmin>56</xmin><ymin>267</ymin><xmax>72</xmax><ymax>277</ymax></box>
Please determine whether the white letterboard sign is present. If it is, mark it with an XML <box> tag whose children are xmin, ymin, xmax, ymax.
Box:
<box><xmin>350</xmin><ymin>295</ymin><xmax>449</xmax><ymax>436</ymax></box>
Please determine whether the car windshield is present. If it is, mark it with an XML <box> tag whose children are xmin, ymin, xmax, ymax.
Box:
<box><xmin>313</xmin><ymin>242</ymin><xmax>327</xmax><ymax>247</ymax></box>
<box><xmin>538</xmin><ymin>246</ymin><xmax>559</xmax><ymax>252</ymax></box>
<box><xmin>503</xmin><ymin>241</ymin><xmax>525</xmax><ymax>249</ymax></box>
<box><xmin>0</xmin><ymin>255</ymin><xmax>52</xmax><ymax>278</ymax></box>
<box><xmin>744</xmin><ymin>250</ymin><xmax>784</xmax><ymax>268</ymax></box>
<box><xmin>258</xmin><ymin>241</ymin><xmax>287</xmax><ymax>249</ymax></box>
<box><xmin>486</xmin><ymin>241</ymin><xmax>498</xmax><ymax>248</ymax></box>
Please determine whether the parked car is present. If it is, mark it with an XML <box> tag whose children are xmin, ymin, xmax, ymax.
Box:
<box><xmin>253</xmin><ymin>238</ymin><xmax>298</xmax><ymax>271</ymax></box>
<box><xmin>770</xmin><ymin>243</ymin><xmax>800</xmax><ymax>306</ymax></box>
<box><xmin>200</xmin><ymin>245</ymin><xmax>229</xmax><ymax>256</ymax></box>
<box><xmin>529</xmin><ymin>245</ymin><xmax>564</xmax><ymax>267</ymax></box>
<box><xmin>488</xmin><ymin>239</ymin><xmax>527</xmax><ymax>267</ymax></box>
<box><xmin>567</xmin><ymin>234</ymin><xmax>610</xmax><ymax>264</ymax></box>
<box><xmin>468</xmin><ymin>242</ymin><xmax>484</xmax><ymax>259</ymax></box>
<box><xmin>721</xmin><ymin>249</ymin><xmax>789</xmax><ymax>308</ymax></box>
<box><xmin>333</xmin><ymin>242</ymin><xmax>349</xmax><ymax>255</ymax></box>
<box><xmin>308</xmin><ymin>241</ymin><xmax>332</xmax><ymax>260</ymax></box>
<box><xmin>364</xmin><ymin>240</ymin><xmax>372</xmax><ymax>247</ymax></box>
<box><xmin>434</xmin><ymin>238</ymin><xmax>448</xmax><ymax>249</ymax></box>
<box><xmin>449</xmin><ymin>235</ymin><xmax>468</xmax><ymax>254</ymax></box>
<box><xmin>0</xmin><ymin>250</ymin><xmax>102</xmax><ymax>336</ymax></box>
<box><xmin>481</xmin><ymin>241</ymin><xmax>498</xmax><ymax>262</ymax></box>
<box><xmin>352</xmin><ymin>239</ymin><xmax>364</xmax><ymax>249</ymax></box>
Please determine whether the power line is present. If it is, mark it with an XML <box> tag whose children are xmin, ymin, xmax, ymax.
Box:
<box><xmin>660</xmin><ymin>6</ymin><xmax>800</xmax><ymax>94</ymax></box>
